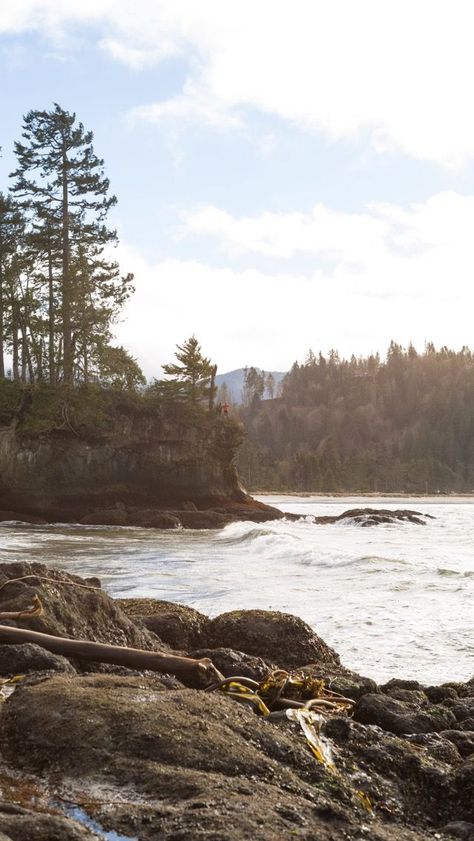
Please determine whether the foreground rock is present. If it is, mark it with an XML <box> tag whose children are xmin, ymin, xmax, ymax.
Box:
<box><xmin>0</xmin><ymin>562</ymin><xmax>163</xmax><ymax>650</ymax></box>
<box><xmin>0</xmin><ymin>562</ymin><xmax>473</xmax><ymax>840</ymax></box>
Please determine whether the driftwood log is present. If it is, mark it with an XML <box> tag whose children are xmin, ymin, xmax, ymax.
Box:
<box><xmin>0</xmin><ymin>623</ymin><xmax>223</xmax><ymax>687</ymax></box>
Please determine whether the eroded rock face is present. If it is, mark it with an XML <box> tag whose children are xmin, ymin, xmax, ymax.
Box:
<box><xmin>0</xmin><ymin>412</ymin><xmax>258</xmax><ymax>523</ymax></box>
<box><xmin>206</xmin><ymin>609</ymin><xmax>341</xmax><ymax>670</ymax></box>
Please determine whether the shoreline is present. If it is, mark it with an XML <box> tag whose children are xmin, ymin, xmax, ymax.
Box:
<box><xmin>256</xmin><ymin>491</ymin><xmax>474</xmax><ymax>501</ymax></box>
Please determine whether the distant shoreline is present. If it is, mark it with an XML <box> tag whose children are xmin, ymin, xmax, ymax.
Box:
<box><xmin>255</xmin><ymin>491</ymin><xmax>474</xmax><ymax>500</ymax></box>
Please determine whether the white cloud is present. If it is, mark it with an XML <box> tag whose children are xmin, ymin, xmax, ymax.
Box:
<box><xmin>184</xmin><ymin>192</ymin><xmax>474</xmax><ymax>269</ymax></box>
<box><xmin>99</xmin><ymin>38</ymin><xmax>178</xmax><ymax>70</ymax></box>
<box><xmin>115</xmin><ymin>191</ymin><xmax>474</xmax><ymax>375</ymax></box>
<box><xmin>128</xmin><ymin>83</ymin><xmax>243</xmax><ymax>131</ymax></box>
<box><xmin>3</xmin><ymin>1</ymin><xmax>474</xmax><ymax>165</ymax></box>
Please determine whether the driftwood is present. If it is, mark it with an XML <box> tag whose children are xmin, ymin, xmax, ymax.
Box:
<box><xmin>0</xmin><ymin>595</ymin><xmax>43</xmax><ymax>621</ymax></box>
<box><xmin>0</xmin><ymin>624</ymin><xmax>223</xmax><ymax>687</ymax></box>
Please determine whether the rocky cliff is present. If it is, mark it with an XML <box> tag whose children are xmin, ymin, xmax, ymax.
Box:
<box><xmin>0</xmin><ymin>385</ymin><xmax>279</xmax><ymax>525</ymax></box>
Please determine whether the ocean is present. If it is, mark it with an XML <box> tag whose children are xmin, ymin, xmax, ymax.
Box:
<box><xmin>0</xmin><ymin>495</ymin><xmax>472</xmax><ymax>685</ymax></box>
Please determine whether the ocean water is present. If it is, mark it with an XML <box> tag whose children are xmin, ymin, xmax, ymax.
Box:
<box><xmin>0</xmin><ymin>495</ymin><xmax>472</xmax><ymax>685</ymax></box>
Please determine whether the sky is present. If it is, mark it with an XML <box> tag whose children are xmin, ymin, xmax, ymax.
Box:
<box><xmin>1</xmin><ymin>1</ymin><xmax>474</xmax><ymax>377</ymax></box>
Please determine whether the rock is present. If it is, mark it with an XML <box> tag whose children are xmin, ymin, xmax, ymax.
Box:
<box><xmin>426</xmin><ymin>685</ymin><xmax>459</xmax><ymax>703</ymax></box>
<box><xmin>314</xmin><ymin>508</ymin><xmax>432</xmax><ymax>526</ymax></box>
<box><xmin>0</xmin><ymin>805</ymin><xmax>100</xmax><ymax>840</ymax></box>
<box><xmin>177</xmin><ymin>510</ymin><xmax>230</xmax><ymax>529</ymax></box>
<box><xmin>452</xmin><ymin>758</ymin><xmax>474</xmax><ymax>821</ymax></box>
<box><xmin>320</xmin><ymin>715</ymin><xmax>453</xmax><ymax>827</ymax></box>
<box><xmin>380</xmin><ymin>678</ymin><xmax>422</xmax><ymax>692</ymax></box>
<box><xmin>307</xmin><ymin>671</ymin><xmax>378</xmax><ymax>700</ymax></box>
<box><xmin>441</xmin><ymin>730</ymin><xmax>474</xmax><ymax>758</ymax></box>
<box><xmin>181</xmin><ymin>501</ymin><xmax>198</xmax><ymax>511</ymax></box>
<box><xmin>80</xmin><ymin>509</ymin><xmax>128</xmax><ymax>526</ymax></box>
<box><xmin>450</xmin><ymin>699</ymin><xmax>474</xmax><ymax>722</ymax></box>
<box><xmin>0</xmin><ymin>643</ymin><xmax>76</xmax><ymax>676</ymax></box>
<box><xmin>127</xmin><ymin>510</ymin><xmax>180</xmax><ymax>528</ymax></box>
<box><xmin>0</xmin><ymin>511</ymin><xmax>47</xmax><ymax>524</ymax></box>
<box><xmin>190</xmin><ymin>647</ymin><xmax>276</xmax><ymax>680</ymax></box>
<box><xmin>0</xmin><ymin>561</ymin><xmax>164</xmax><ymax>651</ymax></box>
<box><xmin>205</xmin><ymin>609</ymin><xmax>340</xmax><ymax>670</ymax></box>
<box><xmin>354</xmin><ymin>693</ymin><xmax>456</xmax><ymax>735</ymax></box>
<box><xmin>405</xmin><ymin>732</ymin><xmax>462</xmax><ymax>764</ymax></box>
<box><xmin>117</xmin><ymin>598</ymin><xmax>210</xmax><ymax>649</ymax></box>
<box><xmin>0</xmin><ymin>406</ymin><xmax>250</xmax><ymax>519</ymax></box>
<box><xmin>213</xmin><ymin>504</ymin><xmax>284</xmax><ymax>523</ymax></box>
<box><xmin>440</xmin><ymin>821</ymin><xmax>474</xmax><ymax>839</ymax></box>
<box><xmin>460</xmin><ymin>678</ymin><xmax>474</xmax><ymax>698</ymax></box>
<box><xmin>381</xmin><ymin>688</ymin><xmax>427</xmax><ymax>706</ymax></box>
<box><xmin>0</xmin><ymin>672</ymin><xmax>448</xmax><ymax>840</ymax></box>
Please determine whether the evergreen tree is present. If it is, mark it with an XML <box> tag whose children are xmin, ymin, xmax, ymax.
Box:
<box><xmin>10</xmin><ymin>104</ymin><xmax>130</xmax><ymax>383</ymax></box>
<box><xmin>162</xmin><ymin>336</ymin><xmax>215</xmax><ymax>403</ymax></box>
<box><xmin>0</xmin><ymin>193</ymin><xmax>26</xmax><ymax>378</ymax></box>
<box><xmin>242</xmin><ymin>366</ymin><xmax>265</xmax><ymax>406</ymax></box>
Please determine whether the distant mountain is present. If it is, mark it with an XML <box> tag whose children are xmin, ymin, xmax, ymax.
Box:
<box><xmin>215</xmin><ymin>368</ymin><xmax>286</xmax><ymax>403</ymax></box>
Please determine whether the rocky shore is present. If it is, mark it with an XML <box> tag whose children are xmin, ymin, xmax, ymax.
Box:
<box><xmin>0</xmin><ymin>561</ymin><xmax>472</xmax><ymax>841</ymax></box>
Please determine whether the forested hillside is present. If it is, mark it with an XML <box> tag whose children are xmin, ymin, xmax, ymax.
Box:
<box><xmin>236</xmin><ymin>342</ymin><xmax>474</xmax><ymax>493</ymax></box>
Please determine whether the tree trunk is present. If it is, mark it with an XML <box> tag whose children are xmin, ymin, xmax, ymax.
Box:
<box><xmin>12</xmin><ymin>305</ymin><xmax>19</xmax><ymax>381</ymax></box>
<box><xmin>0</xmin><ymin>624</ymin><xmax>223</xmax><ymax>688</ymax></box>
<box><xmin>61</xmin><ymin>136</ymin><xmax>72</xmax><ymax>385</ymax></box>
<box><xmin>0</xmin><ymin>261</ymin><xmax>4</xmax><ymax>379</ymax></box>
<box><xmin>20</xmin><ymin>318</ymin><xmax>35</xmax><ymax>383</ymax></box>
<box><xmin>48</xmin><ymin>246</ymin><xmax>55</xmax><ymax>384</ymax></box>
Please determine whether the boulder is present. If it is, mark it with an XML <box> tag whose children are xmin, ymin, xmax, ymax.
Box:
<box><xmin>117</xmin><ymin>598</ymin><xmax>210</xmax><ymax>649</ymax></box>
<box><xmin>0</xmin><ymin>643</ymin><xmax>75</xmax><ymax>676</ymax></box>
<box><xmin>190</xmin><ymin>647</ymin><xmax>276</xmax><ymax>680</ymax></box>
<box><xmin>0</xmin><ymin>561</ymin><xmax>164</xmax><ymax>651</ymax></box>
<box><xmin>441</xmin><ymin>730</ymin><xmax>474</xmax><ymax>759</ymax></box>
<box><xmin>205</xmin><ymin>609</ymin><xmax>340</xmax><ymax>670</ymax></box>
<box><xmin>354</xmin><ymin>693</ymin><xmax>456</xmax><ymax>734</ymax></box>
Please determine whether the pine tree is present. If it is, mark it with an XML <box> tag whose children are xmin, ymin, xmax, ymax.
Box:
<box><xmin>0</xmin><ymin>194</ymin><xmax>26</xmax><ymax>379</ymax></box>
<box><xmin>10</xmin><ymin>104</ymin><xmax>129</xmax><ymax>384</ymax></box>
<box><xmin>162</xmin><ymin>336</ymin><xmax>215</xmax><ymax>403</ymax></box>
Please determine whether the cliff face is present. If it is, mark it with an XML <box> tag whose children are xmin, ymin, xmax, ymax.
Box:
<box><xmin>0</xmin><ymin>408</ymin><xmax>248</xmax><ymax>521</ymax></box>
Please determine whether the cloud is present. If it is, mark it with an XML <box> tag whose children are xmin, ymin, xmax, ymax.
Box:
<box><xmin>3</xmin><ymin>1</ymin><xmax>474</xmax><ymax>166</ymax></box>
<box><xmin>115</xmin><ymin>191</ymin><xmax>474</xmax><ymax>375</ymax></box>
<box><xmin>183</xmin><ymin>191</ymin><xmax>474</xmax><ymax>270</ymax></box>
<box><xmin>99</xmin><ymin>37</ymin><xmax>178</xmax><ymax>70</ymax></box>
<box><xmin>128</xmin><ymin>83</ymin><xmax>243</xmax><ymax>131</ymax></box>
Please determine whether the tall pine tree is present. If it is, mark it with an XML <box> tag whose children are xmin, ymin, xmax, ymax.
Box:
<box><xmin>10</xmin><ymin>104</ymin><xmax>131</xmax><ymax>384</ymax></box>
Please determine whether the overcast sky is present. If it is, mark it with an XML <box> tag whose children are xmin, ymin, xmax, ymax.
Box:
<box><xmin>2</xmin><ymin>1</ymin><xmax>474</xmax><ymax>377</ymax></box>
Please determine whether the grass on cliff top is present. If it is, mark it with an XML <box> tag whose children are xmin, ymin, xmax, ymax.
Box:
<box><xmin>0</xmin><ymin>380</ymin><xmax>240</xmax><ymax>441</ymax></box>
